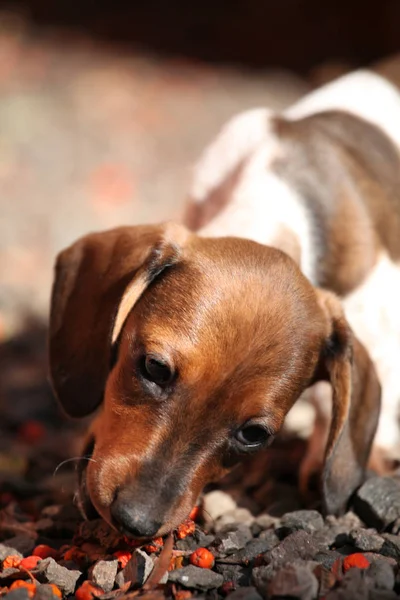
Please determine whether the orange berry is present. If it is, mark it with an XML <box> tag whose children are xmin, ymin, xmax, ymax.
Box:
<box><xmin>48</xmin><ymin>584</ymin><xmax>62</xmax><ymax>598</ymax></box>
<box><xmin>175</xmin><ymin>591</ymin><xmax>192</xmax><ymax>600</ymax></box>
<box><xmin>144</xmin><ymin>537</ymin><xmax>164</xmax><ymax>553</ymax></box>
<box><xmin>189</xmin><ymin>548</ymin><xmax>215</xmax><ymax>569</ymax></box>
<box><xmin>33</xmin><ymin>545</ymin><xmax>59</xmax><ymax>560</ymax></box>
<box><xmin>9</xmin><ymin>581</ymin><xmax>36</xmax><ymax>598</ymax></box>
<box><xmin>113</xmin><ymin>550</ymin><xmax>132</xmax><ymax>569</ymax></box>
<box><xmin>2</xmin><ymin>555</ymin><xmax>21</xmax><ymax>569</ymax></box>
<box><xmin>38</xmin><ymin>584</ymin><xmax>62</xmax><ymax>598</ymax></box>
<box><xmin>176</xmin><ymin>519</ymin><xmax>196</xmax><ymax>539</ymax></box>
<box><xmin>18</xmin><ymin>420</ymin><xmax>46</xmax><ymax>444</ymax></box>
<box><xmin>75</xmin><ymin>581</ymin><xmax>104</xmax><ymax>600</ymax></box>
<box><xmin>343</xmin><ymin>553</ymin><xmax>370</xmax><ymax>572</ymax></box>
<box><xmin>19</xmin><ymin>555</ymin><xmax>41</xmax><ymax>570</ymax></box>
<box><xmin>189</xmin><ymin>506</ymin><xmax>200</xmax><ymax>521</ymax></box>
<box><xmin>63</xmin><ymin>547</ymin><xmax>86</xmax><ymax>565</ymax></box>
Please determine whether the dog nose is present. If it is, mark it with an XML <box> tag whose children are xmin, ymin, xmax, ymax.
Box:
<box><xmin>111</xmin><ymin>497</ymin><xmax>161</xmax><ymax>538</ymax></box>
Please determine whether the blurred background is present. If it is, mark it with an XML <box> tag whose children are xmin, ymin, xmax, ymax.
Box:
<box><xmin>1</xmin><ymin>0</ymin><xmax>400</xmax><ymax>512</ymax></box>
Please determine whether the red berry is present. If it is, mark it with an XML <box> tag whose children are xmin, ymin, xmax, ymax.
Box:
<box><xmin>2</xmin><ymin>555</ymin><xmax>21</xmax><ymax>569</ymax></box>
<box><xmin>144</xmin><ymin>537</ymin><xmax>164</xmax><ymax>553</ymax></box>
<box><xmin>189</xmin><ymin>547</ymin><xmax>215</xmax><ymax>569</ymax></box>
<box><xmin>63</xmin><ymin>546</ymin><xmax>86</xmax><ymax>565</ymax></box>
<box><xmin>33</xmin><ymin>545</ymin><xmax>59</xmax><ymax>560</ymax></box>
<box><xmin>113</xmin><ymin>550</ymin><xmax>132</xmax><ymax>568</ymax></box>
<box><xmin>189</xmin><ymin>505</ymin><xmax>200</xmax><ymax>521</ymax></box>
<box><xmin>343</xmin><ymin>553</ymin><xmax>370</xmax><ymax>572</ymax></box>
<box><xmin>176</xmin><ymin>519</ymin><xmax>196</xmax><ymax>539</ymax></box>
<box><xmin>19</xmin><ymin>555</ymin><xmax>41</xmax><ymax>570</ymax></box>
<box><xmin>174</xmin><ymin>591</ymin><xmax>192</xmax><ymax>600</ymax></box>
<box><xmin>47</xmin><ymin>584</ymin><xmax>62</xmax><ymax>598</ymax></box>
<box><xmin>38</xmin><ymin>584</ymin><xmax>62</xmax><ymax>598</ymax></box>
<box><xmin>9</xmin><ymin>581</ymin><xmax>36</xmax><ymax>598</ymax></box>
<box><xmin>75</xmin><ymin>581</ymin><xmax>104</xmax><ymax>600</ymax></box>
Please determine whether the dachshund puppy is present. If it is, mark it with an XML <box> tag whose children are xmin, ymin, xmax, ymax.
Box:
<box><xmin>49</xmin><ymin>71</ymin><xmax>395</xmax><ymax>540</ymax></box>
<box><xmin>184</xmin><ymin>69</ymin><xmax>400</xmax><ymax>479</ymax></box>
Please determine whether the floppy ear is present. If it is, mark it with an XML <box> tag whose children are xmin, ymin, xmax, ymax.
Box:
<box><xmin>49</xmin><ymin>222</ymin><xmax>190</xmax><ymax>418</ymax></box>
<box><xmin>315</xmin><ymin>290</ymin><xmax>381</xmax><ymax>515</ymax></box>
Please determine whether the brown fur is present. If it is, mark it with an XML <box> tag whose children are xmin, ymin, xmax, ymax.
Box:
<box><xmin>271</xmin><ymin>111</ymin><xmax>400</xmax><ymax>295</ymax></box>
<box><xmin>49</xmin><ymin>223</ymin><xmax>381</xmax><ymax>536</ymax></box>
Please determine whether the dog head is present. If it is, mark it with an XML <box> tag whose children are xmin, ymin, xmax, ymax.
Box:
<box><xmin>49</xmin><ymin>222</ymin><xmax>380</xmax><ymax>538</ymax></box>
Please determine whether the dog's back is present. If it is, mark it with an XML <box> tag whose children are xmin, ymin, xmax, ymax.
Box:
<box><xmin>184</xmin><ymin>70</ymin><xmax>400</xmax><ymax>458</ymax></box>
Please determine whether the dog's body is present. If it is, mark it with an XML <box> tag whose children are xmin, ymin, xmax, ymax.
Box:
<box><xmin>49</xmin><ymin>71</ymin><xmax>398</xmax><ymax>539</ymax></box>
<box><xmin>184</xmin><ymin>70</ymin><xmax>400</xmax><ymax>466</ymax></box>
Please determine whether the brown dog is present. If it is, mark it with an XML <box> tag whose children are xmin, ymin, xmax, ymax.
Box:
<box><xmin>49</xmin><ymin>219</ymin><xmax>380</xmax><ymax>538</ymax></box>
<box><xmin>49</xmin><ymin>69</ymin><xmax>400</xmax><ymax>539</ymax></box>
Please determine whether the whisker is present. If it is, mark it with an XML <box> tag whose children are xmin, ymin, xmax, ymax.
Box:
<box><xmin>53</xmin><ymin>456</ymin><xmax>97</xmax><ymax>477</ymax></box>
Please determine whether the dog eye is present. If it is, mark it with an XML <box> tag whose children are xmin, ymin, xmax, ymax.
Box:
<box><xmin>142</xmin><ymin>355</ymin><xmax>173</xmax><ymax>386</ymax></box>
<box><xmin>235</xmin><ymin>424</ymin><xmax>270</xmax><ymax>449</ymax></box>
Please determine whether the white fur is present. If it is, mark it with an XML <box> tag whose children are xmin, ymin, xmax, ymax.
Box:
<box><xmin>190</xmin><ymin>108</ymin><xmax>273</xmax><ymax>204</ymax></box>
<box><xmin>195</xmin><ymin>115</ymin><xmax>316</xmax><ymax>282</ymax></box>
<box><xmin>189</xmin><ymin>71</ymin><xmax>400</xmax><ymax>456</ymax></box>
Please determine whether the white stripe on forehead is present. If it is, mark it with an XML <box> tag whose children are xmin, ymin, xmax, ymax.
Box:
<box><xmin>285</xmin><ymin>69</ymin><xmax>400</xmax><ymax>151</ymax></box>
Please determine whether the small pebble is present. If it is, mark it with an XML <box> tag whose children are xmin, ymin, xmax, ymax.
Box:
<box><xmin>168</xmin><ymin>565</ymin><xmax>224</xmax><ymax>590</ymax></box>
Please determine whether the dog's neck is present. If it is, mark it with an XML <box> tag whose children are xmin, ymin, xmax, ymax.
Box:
<box><xmin>198</xmin><ymin>167</ymin><xmax>307</xmax><ymax>276</ymax></box>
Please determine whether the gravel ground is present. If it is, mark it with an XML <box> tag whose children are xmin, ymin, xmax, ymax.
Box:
<box><xmin>1</xmin><ymin>325</ymin><xmax>400</xmax><ymax>600</ymax></box>
<box><xmin>2</xmin><ymin>11</ymin><xmax>400</xmax><ymax>600</ymax></box>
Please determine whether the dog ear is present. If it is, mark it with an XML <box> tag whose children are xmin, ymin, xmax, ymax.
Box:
<box><xmin>49</xmin><ymin>222</ymin><xmax>190</xmax><ymax>418</ymax></box>
<box><xmin>315</xmin><ymin>290</ymin><xmax>381</xmax><ymax>515</ymax></box>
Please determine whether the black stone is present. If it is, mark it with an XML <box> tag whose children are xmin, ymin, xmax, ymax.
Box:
<box><xmin>348</xmin><ymin>528</ymin><xmax>384</xmax><ymax>552</ymax></box>
<box><xmin>267</xmin><ymin>562</ymin><xmax>319</xmax><ymax>600</ymax></box>
<box><xmin>35</xmin><ymin>557</ymin><xmax>82</xmax><ymax>595</ymax></box>
<box><xmin>353</xmin><ymin>477</ymin><xmax>400</xmax><ymax>529</ymax></box>
<box><xmin>218</xmin><ymin>537</ymin><xmax>279</xmax><ymax>564</ymax></box>
<box><xmin>381</xmin><ymin>533</ymin><xmax>400</xmax><ymax>560</ymax></box>
<box><xmin>34</xmin><ymin>584</ymin><xmax>62</xmax><ymax>600</ymax></box>
<box><xmin>257</xmin><ymin>529</ymin><xmax>280</xmax><ymax>547</ymax></box>
<box><xmin>0</xmin><ymin>568</ymin><xmax>22</xmax><ymax>581</ymax></box>
<box><xmin>325</xmin><ymin>568</ymin><xmax>369</xmax><ymax>600</ymax></box>
<box><xmin>278</xmin><ymin>510</ymin><xmax>324</xmax><ymax>537</ymax></box>
<box><xmin>175</xmin><ymin>531</ymin><xmax>215</xmax><ymax>552</ymax></box>
<box><xmin>0</xmin><ymin>545</ymin><xmax>23</xmax><ymax>561</ymax></box>
<box><xmin>366</xmin><ymin>560</ymin><xmax>395</xmax><ymax>591</ymax></box>
<box><xmin>264</xmin><ymin>530</ymin><xmax>323</xmax><ymax>569</ymax></box>
<box><xmin>2</xmin><ymin>535</ymin><xmax>36</xmax><ymax>556</ymax></box>
<box><xmin>89</xmin><ymin>559</ymin><xmax>118</xmax><ymax>592</ymax></box>
<box><xmin>213</xmin><ymin>526</ymin><xmax>252</xmax><ymax>556</ymax></box>
<box><xmin>2</xmin><ymin>590</ymin><xmax>30</xmax><ymax>600</ymax></box>
<box><xmin>226</xmin><ymin>586</ymin><xmax>262</xmax><ymax>600</ymax></box>
<box><xmin>214</xmin><ymin>563</ymin><xmax>252</xmax><ymax>586</ymax></box>
<box><xmin>313</xmin><ymin>549</ymin><xmax>342</xmax><ymax>570</ymax></box>
<box><xmin>251</xmin><ymin>565</ymin><xmax>275</xmax><ymax>597</ymax></box>
<box><xmin>168</xmin><ymin>565</ymin><xmax>223</xmax><ymax>590</ymax></box>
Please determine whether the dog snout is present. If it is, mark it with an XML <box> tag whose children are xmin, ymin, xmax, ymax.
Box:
<box><xmin>111</xmin><ymin>491</ymin><xmax>162</xmax><ymax>539</ymax></box>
